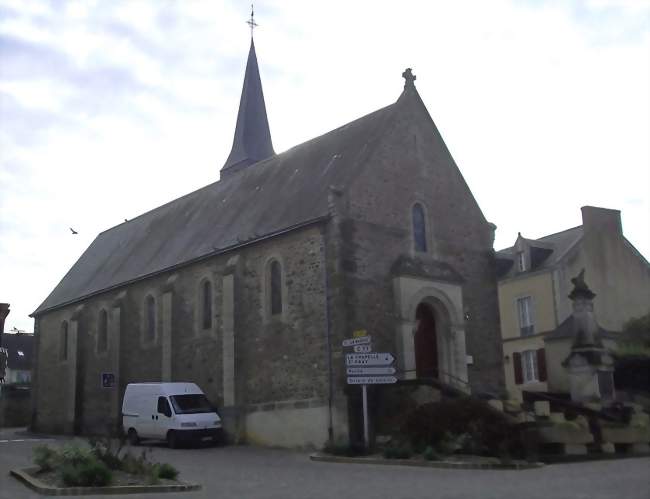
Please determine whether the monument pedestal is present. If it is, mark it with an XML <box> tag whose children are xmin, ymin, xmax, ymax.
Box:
<box><xmin>566</xmin><ymin>348</ymin><xmax>615</xmax><ymax>403</ymax></box>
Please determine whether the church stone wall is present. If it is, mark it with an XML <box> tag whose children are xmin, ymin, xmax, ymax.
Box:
<box><xmin>342</xmin><ymin>94</ymin><xmax>504</xmax><ymax>394</ymax></box>
<box><xmin>32</xmin><ymin>224</ymin><xmax>334</xmax><ymax>445</ymax></box>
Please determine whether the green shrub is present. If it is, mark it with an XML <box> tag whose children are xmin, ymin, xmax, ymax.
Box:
<box><xmin>33</xmin><ymin>445</ymin><xmax>59</xmax><ymax>471</ymax></box>
<box><xmin>89</xmin><ymin>435</ymin><xmax>126</xmax><ymax>470</ymax></box>
<box><xmin>155</xmin><ymin>463</ymin><xmax>179</xmax><ymax>480</ymax></box>
<box><xmin>383</xmin><ymin>441</ymin><xmax>413</xmax><ymax>459</ymax></box>
<box><xmin>57</xmin><ymin>445</ymin><xmax>112</xmax><ymax>488</ymax></box>
<box><xmin>436</xmin><ymin>431</ymin><xmax>470</xmax><ymax>455</ymax></box>
<box><xmin>76</xmin><ymin>460</ymin><xmax>112</xmax><ymax>487</ymax></box>
<box><xmin>60</xmin><ymin>444</ymin><xmax>93</xmax><ymax>467</ymax></box>
<box><xmin>120</xmin><ymin>449</ymin><xmax>154</xmax><ymax>476</ymax></box>
<box><xmin>60</xmin><ymin>463</ymin><xmax>82</xmax><ymax>486</ymax></box>
<box><xmin>423</xmin><ymin>445</ymin><xmax>438</xmax><ymax>461</ymax></box>
<box><xmin>402</xmin><ymin>399</ymin><xmax>521</xmax><ymax>458</ymax></box>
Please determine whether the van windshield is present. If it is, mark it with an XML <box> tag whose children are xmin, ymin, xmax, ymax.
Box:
<box><xmin>169</xmin><ymin>394</ymin><xmax>215</xmax><ymax>415</ymax></box>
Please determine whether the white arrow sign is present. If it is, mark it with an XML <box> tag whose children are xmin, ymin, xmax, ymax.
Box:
<box><xmin>347</xmin><ymin>367</ymin><xmax>396</xmax><ymax>376</ymax></box>
<box><xmin>353</xmin><ymin>344</ymin><xmax>372</xmax><ymax>353</ymax></box>
<box><xmin>342</xmin><ymin>336</ymin><xmax>371</xmax><ymax>347</ymax></box>
<box><xmin>345</xmin><ymin>353</ymin><xmax>394</xmax><ymax>366</ymax></box>
<box><xmin>347</xmin><ymin>376</ymin><xmax>397</xmax><ymax>385</ymax></box>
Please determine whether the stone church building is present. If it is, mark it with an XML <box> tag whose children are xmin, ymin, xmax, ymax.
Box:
<box><xmin>31</xmin><ymin>39</ymin><xmax>504</xmax><ymax>447</ymax></box>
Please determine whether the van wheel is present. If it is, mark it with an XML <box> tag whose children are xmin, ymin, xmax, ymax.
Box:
<box><xmin>167</xmin><ymin>431</ymin><xmax>178</xmax><ymax>449</ymax></box>
<box><xmin>127</xmin><ymin>428</ymin><xmax>139</xmax><ymax>446</ymax></box>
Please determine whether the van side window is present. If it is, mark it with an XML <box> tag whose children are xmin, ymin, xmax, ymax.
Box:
<box><xmin>157</xmin><ymin>396</ymin><xmax>172</xmax><ymax>417</ymax></box>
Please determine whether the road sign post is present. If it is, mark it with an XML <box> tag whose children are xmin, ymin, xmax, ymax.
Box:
<box><xmin>362</xmin><ymin>384</ymin><xmax>369</xmax><ymax>450</ymax></box>
<box><xmin>342</xmin><ymin>333</ymin><xmax>397</xmax><ymax>451</ymax></box>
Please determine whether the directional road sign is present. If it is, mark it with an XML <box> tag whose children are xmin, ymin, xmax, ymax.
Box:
<box><xmin>347</xmin><ymin>366</ymin><xmax>396</xmax><ymax>376</ymax></box>
<box><xmin>353</xmin><ymin>344</ymin><xmax>372</xmax><ymax>353</ymax></box>
<box><xmin>342</xmin><ymin>336</ymin><xmax>371</xmax><ymax>347</ymax></box>
<box><xmin>345</xmin><ymin>352</ymin><xmax>394</xmax><ymax>366</ymax></box>
<box><xmin>347</xmin><ymin>376</ymin><xmax>397</xmax><ymax>385</ymax></box>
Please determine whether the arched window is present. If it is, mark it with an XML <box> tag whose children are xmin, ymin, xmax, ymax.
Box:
<box><xmin>412</xmin><ymin>203</ymin><xmax>427</xmax><ymax>253</ymax></box>
<box><xmin>98</xmin><ymin>309</ymin><xmax>108</xmax><ymax>353</ymax></box>
<box><xmin>201</xmin><ymin>280</ymin><xmax>213</xmax><ymax>330</ymax></box>
<box><xmin>269</xmin><ymin>260</ymin><xmax>283</xmax><ymax>316</ymax></box>
<box><xmin>60</xmin><ymin>321</ymin><xmax>69</xmax><ymax>361</ymax></box>
<box><xmin>145</xmin><ymin>295</ymin><xmax>156</xmax><ymax>341</ymax></box>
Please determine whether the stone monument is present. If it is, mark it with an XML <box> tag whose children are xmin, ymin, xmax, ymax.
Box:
<box><xmin>562</xmin><ymin>270</ymin><xmax>615</xmax><ymax>403</ymax></box>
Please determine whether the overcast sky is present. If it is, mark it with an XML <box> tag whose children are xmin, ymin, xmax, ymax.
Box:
<box><xmin>1</xmin><ymin>0</ymin><xmax>648</xmax><ymax>334</ymax></box>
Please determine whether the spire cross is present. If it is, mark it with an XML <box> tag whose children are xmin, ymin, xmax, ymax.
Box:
<box><xmin>246</xmin><ymin>4</ymin><xmax>258</xmax><ymax>38</ymax></box>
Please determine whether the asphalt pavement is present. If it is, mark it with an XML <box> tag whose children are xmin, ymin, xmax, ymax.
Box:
<box><xmin>1</xmin><ymin>427</ymin><xmax>648</xmax><ymax>499</ymax></box>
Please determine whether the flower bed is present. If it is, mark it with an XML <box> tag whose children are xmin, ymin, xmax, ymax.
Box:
<box><xmin>11</xmin><ymin>436</ymin><xmax>200</xmax><ymax>495</ymax></box>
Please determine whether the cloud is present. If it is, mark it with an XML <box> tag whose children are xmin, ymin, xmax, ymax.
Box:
<box><xmin>0</xmin><ymin>0</ymin><xmax>648</xmax><ymax>336</ymax></box>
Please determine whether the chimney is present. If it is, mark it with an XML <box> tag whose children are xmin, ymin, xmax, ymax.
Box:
<box><xmin>581</xmin><ymin>206</ymin><xmax>622</xmax><ymax>236</ymax></box>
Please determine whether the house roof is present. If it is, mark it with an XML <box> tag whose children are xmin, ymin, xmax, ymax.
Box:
<box><xmin>0</xmin><ymin>333</ymin><xmax>34</xmax><ymax>371</ymax></box>
<box><xmin>496</xmin><ymin>226</ymin><xmax>584</xmax><ymax>276</ymax></box>
<box><xmin>33</xmin><ymin>89</ymin><xmax>413</xmax><ymax>316</ymax></box>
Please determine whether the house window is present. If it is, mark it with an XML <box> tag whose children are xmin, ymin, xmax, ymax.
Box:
<box><xmin>522</xmin><ymin>350</ymin><xmax>539</xmax><ymax>383</ymax></box>
<box><xmin>269</xmin><ymin>260</ymin><xmax>283</xmax><ymax>316</ymax></box>
<box><xmin>98</xmin><ymin>309</ymin><xmax>108</xmax><ymax>353</ymax></box>
<box><xmin>517</xmin><ymin>251</ymin><xmax>526</xmax><ymax>272</ymax></box>
<box><xmin>60</xmin><ymin>321</ymin><xmax>68</xmax><ymax>361</ymax></box>
<box><xmin>513</xmin><ymin>349</ymin><xmax>547</xmax><ymax>385</ymax></box>
<box><xmin>412</xmin><ymin>203</ymin><xmax>427</xmax><ymax>253</ymax></box>
<box><xmin>145</xmin><ymin>295</ymin><xmax>156</xmax><ymax>341</ymax></box>
<box><xmin>516</xmin><ymin>296</ymin><xmax>534</xmax><ymax>336</ymax></box>
<box><xmin>201</xmin><ymin>280</ymin><xmax>213</xmax><ymax>330</ymax></box>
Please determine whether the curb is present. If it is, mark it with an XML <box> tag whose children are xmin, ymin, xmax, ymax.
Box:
<box><xmin>309</xmin><ymin>453</ymin><xmax>544</xmax><ymax>470</ymax></box>
<box><xmin>10</xmin><ymin>467</ymin><xmax>202</xmax><ymax>496</ymax></box>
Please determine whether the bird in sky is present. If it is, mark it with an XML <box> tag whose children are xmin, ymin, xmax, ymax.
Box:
<box><xmin>70</xmin><ymin>228</ymin><xmax>78</xmax><ymax>235</ymax></box>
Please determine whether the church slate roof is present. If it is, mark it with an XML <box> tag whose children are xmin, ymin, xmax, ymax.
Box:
<box><xmin>33</xmin><ymin>98</ymin><xmax>401</xmax><ymax>316</ymax></box>
<box><xmin>222</xmin><ymin>39</ymin><xmax>275</xmax><ymax>175</ymax></box>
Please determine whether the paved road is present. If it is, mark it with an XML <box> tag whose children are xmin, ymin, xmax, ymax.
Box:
<box><xmin>1</xmin><ymin>427</ymin><xmax>648</xmax><ymax>499</ymax></box>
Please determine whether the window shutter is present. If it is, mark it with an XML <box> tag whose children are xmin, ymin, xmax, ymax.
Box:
<box><xmin>513</xmin><ymin>352</ymin><xmax>523</xmax><ymax>385</ymax></box>
<box><xmin>537</xmin><ymin>348</ymin><xmax>547</xmax><ymax>382</ymax></box>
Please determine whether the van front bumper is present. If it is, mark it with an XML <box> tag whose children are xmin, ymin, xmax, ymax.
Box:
<box><xmin>176</xmin><ymin>428</ymin><xmax>222</xmax><ymax>441</ymax></box>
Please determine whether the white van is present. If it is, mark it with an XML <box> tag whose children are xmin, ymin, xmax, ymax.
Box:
<box><xmin>122</xmin><ymin>382</ymin><xmax>222</xmax><ymax>448</ymax></box>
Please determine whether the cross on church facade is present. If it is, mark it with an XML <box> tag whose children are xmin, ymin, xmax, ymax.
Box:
<box><xmin>402</xmin><ymin>68</ymin><xmax>416</xmax><ymax>88</ymax></box>
<box><xmin>247</xmin><ymin>4</ymin><xmax>258</xmax><ymax>37</ymax></box>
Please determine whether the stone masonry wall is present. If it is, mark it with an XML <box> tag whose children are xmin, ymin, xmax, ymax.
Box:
<box><xmin>32</xmin><ymin>224</ymin><xmax>330</xmax><ymax>439</ymax></box>
<box><xmin>342</xmin><ymin>91</ymin><xmax>504</xmax><ymax>393</ymax></box>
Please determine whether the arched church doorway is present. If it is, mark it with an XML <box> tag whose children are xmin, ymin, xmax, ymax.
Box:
<box><xmin>414</xmin><ymin>302</ymin><xmax>438</xmax><ymax>379</ymax></box>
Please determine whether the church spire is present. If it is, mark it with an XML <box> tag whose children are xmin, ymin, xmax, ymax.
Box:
<box><xmin>221</xmin><ymin>17</ymin><xmax>275</xmax><ymax>176</ymax></box>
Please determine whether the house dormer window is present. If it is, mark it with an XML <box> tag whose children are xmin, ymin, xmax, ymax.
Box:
<box><xmin>517</xmin><ymin>251</ymin><xmax>526</xmax><ymax>272</ymax></box>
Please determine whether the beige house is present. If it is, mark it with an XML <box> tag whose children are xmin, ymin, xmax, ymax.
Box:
<box><xmin>496</xmin><ymin>206</ymin><xmax>650</xmax><ymax>400</ymax></box>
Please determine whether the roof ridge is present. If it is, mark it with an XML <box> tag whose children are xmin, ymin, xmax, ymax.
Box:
<box><xmin>98</xmin><ymin>103</ymin><xmax>396</xmax><ymax>238</ymax></box>
<box><xmin>537</xmin><ymin>224</ymin><xmax>583</xmax><ymax>241</ymax></box>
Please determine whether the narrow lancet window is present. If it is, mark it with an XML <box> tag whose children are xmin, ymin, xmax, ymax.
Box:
<box><xmin>145</xmin><ymin>295</ymin><xmax>156</xmax><ymax>341</ymax></box>
<box><xmin>202</xmin><ymin>280</ymin><xmax>213</xmax><ymax>329</ymax></box>
<box><xmin>98</xmin><ymin>309</ymin><xmax>108</xmax><ymax>353</ymax></box>
<box><xmin>60</xmin><ymin>321</ymin><xmax>68</xmax><ymax>361</ymax></box>
<box><xmin>412</xmin><ymin>203</ymin><xmax>427</xmax><ymax>252</ymax></box>
<box><xmin>270</xmin><ymin>260</ymin><xmax>282</xmax><ymax>316</ymax></box>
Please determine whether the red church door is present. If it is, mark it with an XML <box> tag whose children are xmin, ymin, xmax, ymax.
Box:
<box><xmin>415</xmin><ymin>303</ymin><xmax>438</xmax><ymax>379</ymax></box>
